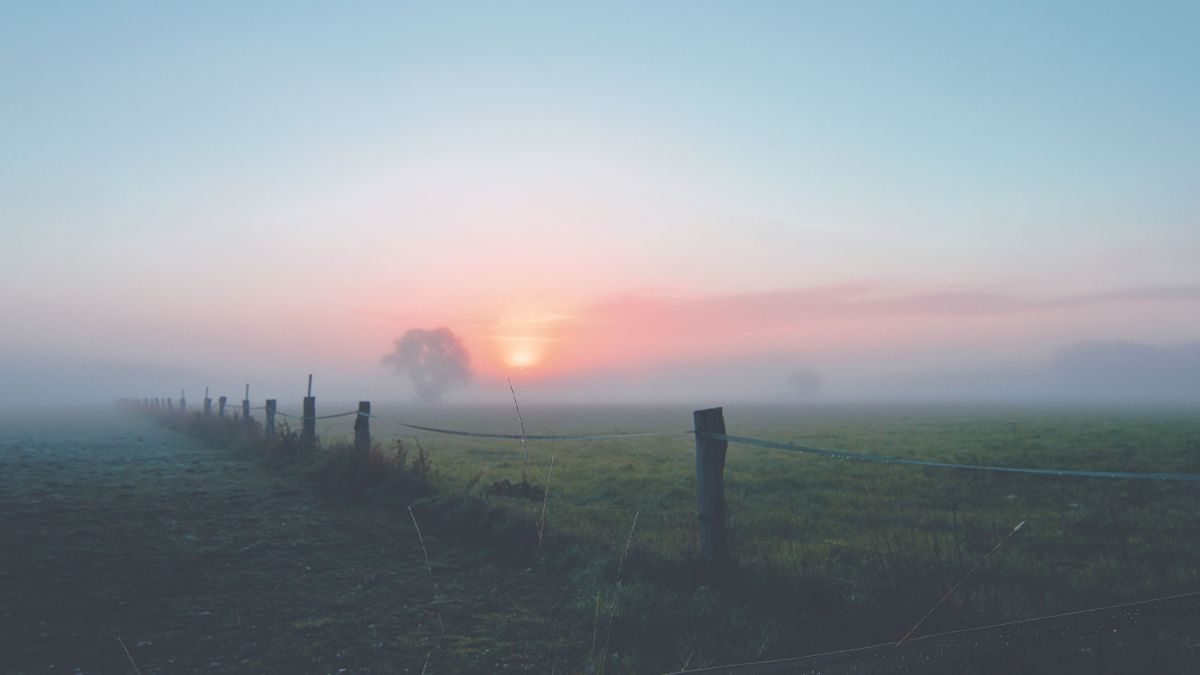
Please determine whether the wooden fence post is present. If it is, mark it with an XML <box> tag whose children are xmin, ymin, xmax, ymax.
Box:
<box><xmin>694</xmin><ymin>407</ymin><xmax>731</xmax><ymax>575</ymax></box>
<box><xmin>218</xmin><ymin>396</ymin><xmax>227</xmax><ymax>418</ymax></box>
<box><xmin>355</xmin><ymin>401</ymin><xmax>371</xmax><ymax>451</ymax></box>
<box><xmin>301</xmin><ymin>374</ymin><xmax>316</xmax><ymax>446</ymax></box>
<box><xmin>265</xmin><ymin>399</ymin><xmax>277</xmax><ymax>439</ymax></box>
<box><xmin>241</xmin><ymin>384</ymin><xmax>251</xmax><ymax>427</ymax></box>
<box><xmin>203</xmin><ymin>387</ymin><xmax>212</xmax><ymax>416</ymax></box>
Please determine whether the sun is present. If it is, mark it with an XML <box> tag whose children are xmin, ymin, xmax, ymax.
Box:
<box><xmin>492</xmin><ymin>309</ymin><xmax>568</xmax><ymax>372</ymax></box>
<box><xmin>505</xmin><ymin>346</ymin><xmax>541</xmax><ymax>369</ymax></box>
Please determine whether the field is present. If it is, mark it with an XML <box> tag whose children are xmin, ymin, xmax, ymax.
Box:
<box><xmin>0</xmin><ymin>410</ymin><xmax>577</xmax><ymax>673</ymax></box>
<box><xmin>4</xmin><ymin>403</ymin><xmax>1200</xmax><ymax>673</ymax></box>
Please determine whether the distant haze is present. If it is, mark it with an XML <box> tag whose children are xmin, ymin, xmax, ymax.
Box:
<box><xmin>2</xmin><ymin>4</ymin><xmax>1197</xmax><ymax>407</ymax></box>
<box><xmin>4</xmin><ymin>339</ymin><xmax>1198</xmax><ymax>407</ymax></box>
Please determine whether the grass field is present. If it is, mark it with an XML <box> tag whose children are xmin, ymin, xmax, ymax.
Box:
<box><xmin>0</xmin><ymin>410</ymin><xmax>579</xmax><ymax>673</ymax></box>
<box><xmin>300</xmin><ymin>401</ymin><xmax>1200</xmax><ymax>671</ymax></box>
<box><xmin>5</xmin><ymin>403</ymin><xmax>1200</xmax><ymax>673</ymax></box>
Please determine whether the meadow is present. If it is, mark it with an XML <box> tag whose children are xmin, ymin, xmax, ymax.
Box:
<box><xmin>295</xmin><ymin>401</ymin><xmax>1200</xmax><ymax>672</ymax></box>
<box><xmin>0</xmin><ymin>409</ymin><xmax>580</xmax><ymax>673</ymax></box>
<box><xmin>4</xmin><ymin>403</ymin><xmax>1200</xmax><ymax>673</ymax></box>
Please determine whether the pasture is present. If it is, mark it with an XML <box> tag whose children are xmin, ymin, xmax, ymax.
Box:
<box><xmin>304</xmin><ymin>401</ymin><xmax>1200</xmax><ymax>671</ymax></box>
<box><xmin>0</xmin><ymin>409</ymin><xmax>576</xmax><ymax>673</ymax></box>
<box><xmin>4</xmin><ymin>403</ymin><xmax>1200</xmax><ymax>672</ymax></box>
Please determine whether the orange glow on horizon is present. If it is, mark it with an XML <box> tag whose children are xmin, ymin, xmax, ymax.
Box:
<box><xmin>478</xmin><ymin>309</ymin><xmax>576</xmax><ymax>375</ymax></box>
<box><xmin>354</xmin><ymin>283</ymin><xmax>1200</xmax><ymax>387</ymax></box>
<box><xmin>503</xmin><ymin>343</ymin><xmax>542</xmax><ymax>370</ymax></box>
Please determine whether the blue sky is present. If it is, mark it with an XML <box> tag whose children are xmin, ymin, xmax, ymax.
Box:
<box><xmin>2</xmin><ymin>1</ymin><xmax>1198</xmax><ymax>402</ymax></box>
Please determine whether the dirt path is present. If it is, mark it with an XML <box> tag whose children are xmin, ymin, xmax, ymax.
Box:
<box><xmin>0</xmin><ymin>410</ymin><xmax>576</xmax><ymax>674</ymax></box>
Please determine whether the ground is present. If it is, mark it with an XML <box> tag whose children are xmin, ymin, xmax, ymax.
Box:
<box><xmin>0</xmin><ymin>410</ymin><xmax>577</xmax><ymax>674</ymax></box>
<box><xmin>5</xmin><ymin>404</ymin><xmax>1200</xmax><ymax>673</ymax></box>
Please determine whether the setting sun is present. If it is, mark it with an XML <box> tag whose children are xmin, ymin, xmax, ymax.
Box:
<box><xmin>504</xmin><ymin>346</ymin><xmax>540</xmax><ymax>370</ymax></box>
<box><xmin>490</xmin><ymin>310</ymin><xmax>572</xmax><ymax>372</ymax></box>
<box><xmin>496</xmin><ymin>334</ymin><xmax>550</xmax><ymax>371</ymax></box>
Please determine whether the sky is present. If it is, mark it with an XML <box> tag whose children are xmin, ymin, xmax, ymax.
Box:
<box><xmin>2</xmin><ymin>1</ymin><xmax>1198</xmax><ymax>405</ymax></box>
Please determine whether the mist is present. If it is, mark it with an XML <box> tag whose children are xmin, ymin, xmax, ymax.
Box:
<box><xmin>6</xmin><ymin>339</ymin><xmax>1197</xmax><ymax>410</ymax></box>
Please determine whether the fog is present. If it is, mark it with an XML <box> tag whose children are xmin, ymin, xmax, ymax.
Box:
<box><xmin>4</xmin><ymin>339</ymin><xmax>1197</xmax><ymax>410</ymax></box>
<box><xmin>493</xmin><ymin>340</ymin><xmax>1200</xmax><ymax>405</ymax></box>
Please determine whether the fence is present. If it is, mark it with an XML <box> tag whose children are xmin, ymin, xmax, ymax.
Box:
<box><xmin>121</xmin><ymin>378</ymin><xmax>1200</xmax><ymax>672</ymax></box>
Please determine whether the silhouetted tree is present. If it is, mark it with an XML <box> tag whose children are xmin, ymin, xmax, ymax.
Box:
<box><xmin>382</xmin><ymin>327</ymin><xmax>472</xmax><ymax>403</ymax></box>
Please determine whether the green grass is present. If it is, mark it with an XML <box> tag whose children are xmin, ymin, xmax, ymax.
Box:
<box><xmin>0</xmin><ymin>409</ymin><xmax>580</xmax><ymax>673</ymax></box>
<box><xmin>166</xmin><ymin>402</ymin><xmax>1200</xmax><ymax>672</ymax></box>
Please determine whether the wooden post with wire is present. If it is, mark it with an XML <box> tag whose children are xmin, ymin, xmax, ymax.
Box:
<box><xmin>301</xmin><ymin>374</ymin><xmax>316</xmax><ymax>446</ymax></box>
<box><xmin>241</xmin><ymin>384</ymin><xmax>251</xmax><ymax>427</ymax></box>
<box><xmin>355</xmin><ymin>401</ymin><xmax>371</xmax><ymax>451</ymax></box>
<box><xmin>218</xmin><ymin>396</ymin><xmax>227</xmax><ymax>418</ymax></box>
<box><xmin>203</xmin><ymin>387</ymin><xmax>212</xmax><ymax>416</ymax></box>
<box><xmin>265</xmin><ymin>399</ymin><xmax>277</xmax><ymax>440</ymax></box>
<box><xmin>694</xmin><ymin>407</ymin><xmax>731</xmax><ymax>576</ymax></box>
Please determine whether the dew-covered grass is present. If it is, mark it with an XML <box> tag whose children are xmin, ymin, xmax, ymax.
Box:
<box><xmin>8</xmin><ymin>403</ymin><xmax>1199</xmax><ymax>673</ymax></box>
<box><xmin>306</xmin><ymin>401</ymin><xmax>1200</xmax><ymax>671</ymax></box>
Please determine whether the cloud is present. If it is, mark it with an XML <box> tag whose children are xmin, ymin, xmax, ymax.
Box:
<box><xmin>1038</xmin><ymin>285</ymin><xmax>1200</xmax><ymax>310</ymax></box>
<box><xmin>550</xmin><ymin>282</ymin><xmax>1200</xmax><ymax>365</ymax></box>
<box><xmin>584</xmin><ymin>282</ymin><xmax>1200</xmax><ymax>325</ymax></box>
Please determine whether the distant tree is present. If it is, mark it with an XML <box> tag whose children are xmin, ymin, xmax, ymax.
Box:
<box><xmin>382</xmin><ymin>328</ymin><xmax>472</xmax><ymax>403</ymax></box>
<box><xmin>788</xmin><ymin>368</ymin><xmax>823</xmax><ymax>398</ymax></box>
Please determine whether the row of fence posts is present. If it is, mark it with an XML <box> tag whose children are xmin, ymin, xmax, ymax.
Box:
<box><xmin>139</xmin><ymin>396</ymin><xmax>182</xmax><ymax>411</ymax></box>
<box><xmin>132</xmin><ymin>375</ymin><xmax>375</xmax><ymax>455</ymax></box>
<box><xmin>129</xmin><ymin>385</ymin><xmax>733</xmax><ymax>574</ymax></box>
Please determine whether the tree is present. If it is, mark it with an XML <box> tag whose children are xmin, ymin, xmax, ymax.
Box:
<box><xmin>382</xmin><ymin>327</ymin><xmax>472</xmax><ymax>403</ymax></box>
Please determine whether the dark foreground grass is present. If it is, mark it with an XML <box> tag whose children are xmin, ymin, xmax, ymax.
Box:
<box><xmin>0</xmin><ymin>409</ymin><xmax>580</xmax><ymax>673</ymax></box>
<box><xmin>133</xmin><ymin>402</ymin><xmax>1200</xmax><ymax>673</ymax></box>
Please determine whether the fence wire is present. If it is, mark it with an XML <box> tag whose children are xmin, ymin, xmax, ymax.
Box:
<box><xmin>137</xmin><ymin>400</ymin><xmax>1200</xmax><ymax>481</ymax></box>
<box><xmin>705</xmin><ymin>432</ymin><xmax>1200</xmax><ymax>482</ymax></box>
